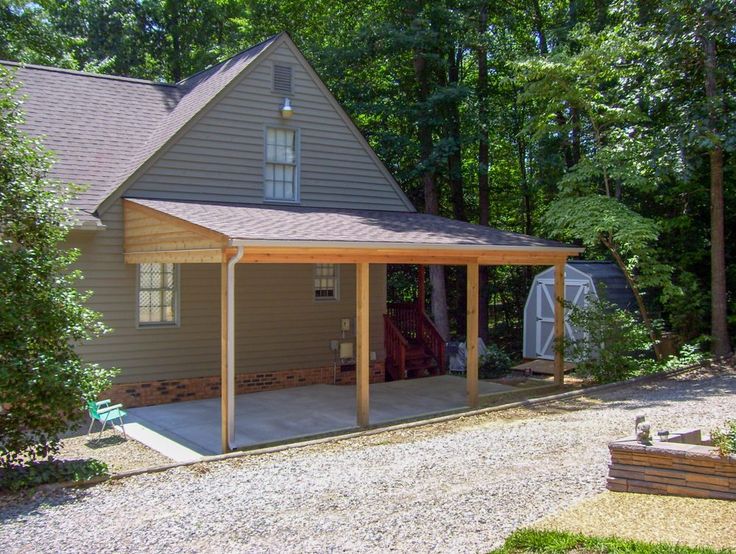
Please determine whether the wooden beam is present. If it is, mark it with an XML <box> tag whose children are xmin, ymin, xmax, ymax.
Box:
<box><xmin>124</xmin><ymin>249</ymin><xmax>571</xmax><ymax>267</ymax></box>
<box><xmin>237</xmin><ymin>247</ymin><xmax>571</xmax><ymax>266</ymax></box>
<box><xmin>220</xmin><ymin>251</ymin><xmax>229</xmax><ymax>454</ymax></box>
<box><xmin>241</xmin><ymin>251</ymin><xmax>474</xmax><ymax>265</ymax></box>
<box><xmin>356</xmin><ymin>262</ymin><xmax>370</xmax><ymax>427</ymax></box>
<box><xmin>466</xmin><ymin>262</ymin><xmax>479</xmax><ymax>408</ymax></box>
<box><xmin>554</xmin><ymin>262</ymin><xmax>566</xmax><ymax>385</ymax></box>
<box><xmin>477</xmin><ymin>254</ymin><xmax>570</xmax><ymax>266</ymax></box>
<box><xmin>125</xmin><ymin>249</ymin><xmax>223</xmax><ymax>264</ymax></box>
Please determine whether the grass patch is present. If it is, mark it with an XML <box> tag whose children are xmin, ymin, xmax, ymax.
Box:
<box><xmin>490</xmin><ymin>529</ymin><xmax>734</xmax><ymax>554</ymax></box>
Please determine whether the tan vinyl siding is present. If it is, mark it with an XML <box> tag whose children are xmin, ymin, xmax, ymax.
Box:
<box><xmin>126</xmin><ymin>42</ymin><xmax>410</xmax><ymax>211</ymax></box>
<box><xmin>68</xmin><ymin>201</ymin><xmax>386</xmax><ymax>383</ymax></box>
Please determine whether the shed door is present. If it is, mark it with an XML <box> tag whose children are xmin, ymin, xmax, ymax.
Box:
<box><xmin>535</xmin><ymin>278</ymin><xmax>590</xmax><ymax>360</ymax></box>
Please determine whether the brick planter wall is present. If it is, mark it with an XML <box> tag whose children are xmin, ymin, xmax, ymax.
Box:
<box><xmin>607</xmin><ymin>432</ymin><xmax>736</xmax><ymax>500</ymax></box>
<box><xmin>106</xmin><ymin>362</ymin><xmax>385</xmax><ymax>408</ymax></box>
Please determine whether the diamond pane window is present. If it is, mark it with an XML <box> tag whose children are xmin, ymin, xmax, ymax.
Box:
<box><xmin>265</xmin><ymin>128</ymin><xmax>298</xmax><ymax>201</ymax></box>
<box><xmin>314</xmin><ymin>264</ymin><xmax>338</xmax><ymax>301</ymax></box>
<box><xmin>138</xmin><ymin>263</ymin><xmax>178</xmax><ymax>326</ymax></box>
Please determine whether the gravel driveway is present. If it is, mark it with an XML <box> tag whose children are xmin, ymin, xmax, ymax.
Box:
<box><xmin>2</xmin><ymin>365</ymin><xmax>734</xmax><ymax>554</ymax></box>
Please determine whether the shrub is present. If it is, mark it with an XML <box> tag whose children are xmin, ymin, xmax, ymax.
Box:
<box><xmin>639</xmin><ymin>340</ymin><xmax>708</xmax><ymax>375</ymax></box>
<box><xmin>0</xmin><ymin>459</ymin><xmax>109</xmax><ymax>492</ymax></box>
<box><xmin>711</xmin><ymin>420</ymin><xmax>736</xmax><ymax>457</ymax></box>
<box><xmin>563</xmin><ymin>296</ymin><xmax>653</xmax><ymax>383</ymax></box>
<box><xmin>479</xmin><ymin>344</ymin><xmax>512</xmax><ymax>379</ymax></box>
<box><xmin>0</xmin><ymin>68</ymin><xmax>117</xmax><ymax>469</ymax></box>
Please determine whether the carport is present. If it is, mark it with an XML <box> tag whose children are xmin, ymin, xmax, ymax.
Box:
<box><xmin>123</xmin><ymin>198</ymin><xmax>582</xmax><ymax>454</ymax></box>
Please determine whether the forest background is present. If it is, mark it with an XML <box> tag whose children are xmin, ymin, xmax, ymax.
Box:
<box><xmin>1</xmin><ymin>0</ymin><xmax>733</xmax><ymax>358</ymax></box>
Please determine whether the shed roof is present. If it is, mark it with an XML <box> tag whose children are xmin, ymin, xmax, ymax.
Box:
<box><xmin>568</xmin><ymin>261</ymin><xmax>636</xmax><ymax>312</ymax></box>
<box><xmin>126</xmin><ymin>198</ymin><xmax>579</xmax><ymax>252</ymax></box>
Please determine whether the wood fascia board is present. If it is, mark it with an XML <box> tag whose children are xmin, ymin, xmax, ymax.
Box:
<box><xmin>229</xmin><ymin>239</ymin><xmax>582</xmax><ymax>255</ymax></box>
<box><xmin>279</xmin><ymin>36</ymin><xmax>416</xmax><ymax>212</ymax></box>
<box><xmin>96</xmin><ymin>36</ymin><xmax>284</xmax><ymax>217</ymax></box>
<box><xmin>234</xmin><ymin>245</ymin><xmax>573</xmax><ymax>265</ymax></box>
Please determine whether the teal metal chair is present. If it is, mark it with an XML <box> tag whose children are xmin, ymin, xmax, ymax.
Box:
<box><xmin>87</xmin><ymin>399</ymin><xmax>127</xmax><ymax>439</ymax></box>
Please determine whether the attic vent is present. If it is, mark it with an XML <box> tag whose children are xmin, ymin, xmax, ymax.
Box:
<box><xmin>273</xmin><ymin>65</ymin><xmax>292</xmax><ymax>94</ymax></box>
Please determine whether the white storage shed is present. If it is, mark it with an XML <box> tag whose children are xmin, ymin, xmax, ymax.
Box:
<box><xmin>522</xmin><ymin>261</ymin><xmax>636</xmax><ymax>360</ymax></box>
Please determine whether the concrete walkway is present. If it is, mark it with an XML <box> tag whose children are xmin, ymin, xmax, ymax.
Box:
<box><xmin>125</xmin><ymin>375</ymin><xmax>514</xmax><ymax>461</ymax></box>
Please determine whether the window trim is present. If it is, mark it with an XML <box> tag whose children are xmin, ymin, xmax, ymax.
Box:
<box><xmin>313</xmin><ymin>263</ymin><xmax>340</xmax><ymax>302</ymax></box>
<box><xmin>263</xmin><ymin>126</ymin><xmax>300</xmax><ymax>204</ymax></box>
<box><xmin>136</xmin><ymin>263</ymin><xmax>181</xmax><ymax>329</ymax></box>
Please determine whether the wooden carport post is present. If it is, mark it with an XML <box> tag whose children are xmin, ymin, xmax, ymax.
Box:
<box><xmin>356</xmin><ymin>262</ymin><xmax>370</xmax><ymax>427</ymax></box>
<box><xmin>466</xmin><ymin>262</ymin><xmax>479</xmax><ymax>408</ymax></box>
<box><xmin>554</xmin><ymin>261</ymin><xmax>566</xmax><ymax>385</ymax></box>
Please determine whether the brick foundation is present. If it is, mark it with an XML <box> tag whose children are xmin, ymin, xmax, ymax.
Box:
<box><xmin>106</xmin><ymin>362</ymin><xmax>385</xmax><ymax>408</ymax></box>
<box><xmin>607</xmin><ymin>430</ymin><xmax>736</xmax><ymax>500</ymax></box>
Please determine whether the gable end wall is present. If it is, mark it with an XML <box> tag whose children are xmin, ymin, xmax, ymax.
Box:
<box><xmin>126</xmin><ymin>42</ymin><xmax>409</xmax><ymax>211</ymax></box>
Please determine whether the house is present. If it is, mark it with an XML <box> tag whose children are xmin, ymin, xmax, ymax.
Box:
<box><xmin>2</xmin><ymin>33</ymin><xmax>581</xmax><ymax>453</ymax></box>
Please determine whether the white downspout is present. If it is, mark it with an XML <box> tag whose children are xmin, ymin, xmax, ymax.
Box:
<box><xmin>227</xmin><ymin>245</ymin><xmax>244</xmax><ymax>449</ymax></box>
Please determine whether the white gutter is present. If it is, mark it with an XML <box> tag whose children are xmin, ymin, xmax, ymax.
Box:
<box><xmin>227</xmin><ymin>245</ymin><xmax>245</xmax><ymax>449</ymax></box>
<box><xmin>228</xmin><ymin>239</ymin><xmax>583</xmax><ymax>255</ymax></box>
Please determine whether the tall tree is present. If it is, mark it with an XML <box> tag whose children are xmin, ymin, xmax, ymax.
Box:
<box><xmin>698</xmin><ymin>2</ymin><xmax>732</xmax><ymax>357</ymax></box>
<box><xmin>476</xmin><ymin>3</ymin><xmax>491</xmax><ymax>340</ymax></box>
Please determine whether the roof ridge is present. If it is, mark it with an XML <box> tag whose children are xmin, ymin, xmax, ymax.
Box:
<box><xmin>0</xmin><ymin>60</ymin><xmax>177</xmax><ymax>87</ymax></box>
<box><xmin>176</xmin><ymin>33</ymin><xmax>283</xmax><ymax>88</ymax></box>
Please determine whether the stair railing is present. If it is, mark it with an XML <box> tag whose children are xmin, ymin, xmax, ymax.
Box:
<box><xmin>383</xmin><ymin>314</ymin><xmax>408</xmax><ymax>380</ymax></box>
<box><xmin>386</xmin><ymin>302</ymin><xmax>445</xmax><ymax>373</ymax></box>
<box><xmin>419</xmin><ymin>311</ymin><xmax>445</xmax><ymax>372</ymax></box>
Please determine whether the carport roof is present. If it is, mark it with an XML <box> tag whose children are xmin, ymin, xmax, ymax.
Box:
<box><xmin>126</xmin><ymin>198</ymin><xmax>581</xmax><ymax>253</ymax></box>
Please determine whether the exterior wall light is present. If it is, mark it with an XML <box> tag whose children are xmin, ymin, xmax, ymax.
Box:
<box><xmin>280</xmin><ymin>97</ymin><xmax>293</xmax><ymax>119</ymax></box>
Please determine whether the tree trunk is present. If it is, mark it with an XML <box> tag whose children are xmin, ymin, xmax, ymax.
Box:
<box><xmin>413</xmin><ymin>47</ymin><xmax>450</xmax><ymax>341</ymax></box>
<box><xmin>701</xmin><ymin>28</ymin><xmax>732</xmax><ymax>357</ymax></box>
<box><xmin>604</xmin><ymin>238</ymin><xmax>663</xmax><ymax>360</ymax></box>
<box><xmin>477</xmin><ymin>5</ymin><xmax>490</xmax><ymax>341</ymax></box>
<box><xmin>447</xmin><ymin>46</ymin><xmax>466</xmax><ymax>223</ymax></box>
<box><xmin>531</xmin><ymin>0</ymin><xmax>575</xmax><ymax>169</ymax></box>
<box><xmin>166</xmin><ymin>0</ymin><xmax>183</xmax><ymax>82</ymax></box>
<box><xmin>530</xmin><ymin>0</ymin><xmax>549</xmax><ymax>55</ymax></box>
<box><xmin>517</xmin><ymin>135</ymin><xmax>534</xmax><ymax>285</ymax></box>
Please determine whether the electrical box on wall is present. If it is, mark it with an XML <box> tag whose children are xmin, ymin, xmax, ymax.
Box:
<box><xmin>339</xmin><ymin>341</ymin><xmax>354</xmax><ymax>360</ymax></box>
<box><xmin>340</xmin><ymin>318</ymin><xmax>351</xmax><ymax>332</ymax></box>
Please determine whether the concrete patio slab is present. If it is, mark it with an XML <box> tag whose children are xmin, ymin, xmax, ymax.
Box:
<box><xmin>126</xmin><ymin>375</ymin><xmax>514</xmax><ymax>462</ymax></box>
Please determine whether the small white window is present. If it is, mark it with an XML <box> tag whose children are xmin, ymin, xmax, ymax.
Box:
<box><xmin>314</xmin><ymin>264</ymin><xmax>339</xmax><ymax>301</ymax></box>
<box><xmin>138</xmin><ymin>263</ymin><xmax>178</xmax><ymax>326</ymax></box>
<box><xmin>265</xmin><ymin>127</ymin><xmax>298</xmax><ymax>202</ymax></box>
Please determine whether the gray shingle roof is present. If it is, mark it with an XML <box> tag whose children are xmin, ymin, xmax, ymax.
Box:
<box><xmin>1</xmin><ymin>35</ymin><xmax>279</xmax><ymax>224</ymax></box>
<box><xmin>127</xmin><ymin>198</ymin><xmax>577</xmax><ymax>251</ymax></box>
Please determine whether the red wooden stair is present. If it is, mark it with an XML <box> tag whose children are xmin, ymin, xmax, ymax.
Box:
<box><xmin>383</xmin><ymin>302</ymin><xmax>445</xmax><ymax>381</ymax></box>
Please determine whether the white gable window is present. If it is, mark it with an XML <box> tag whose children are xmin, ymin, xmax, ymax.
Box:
<box><xmin>138</xmin><ymin>263</ymin><xmax>179</xmax><ymax>326</ymax></box>
<box><xmin>265</xmin><ymin>127</ymin><xmax>299</xmax><ymax>202</ymax></box>
<box><xmin>314</xmin><ymin>264</ymin><xmax>339</xmax><ymax>301</ymax></box>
